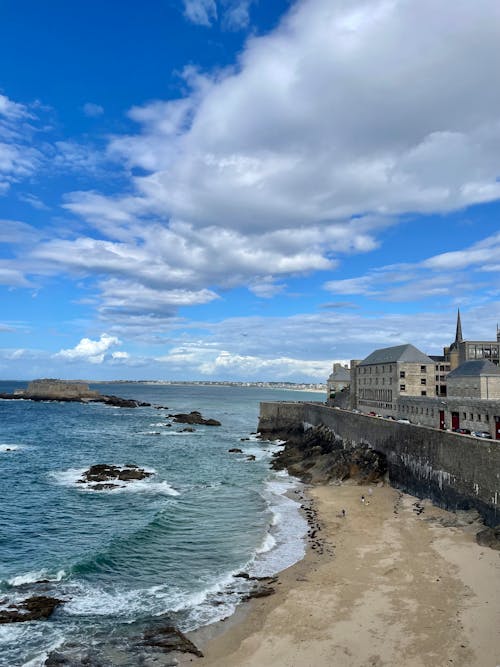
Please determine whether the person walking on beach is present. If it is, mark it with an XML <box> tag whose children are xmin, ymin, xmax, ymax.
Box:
<box><xmin>361</xmin><ymin>495</ymin><xmax>365</xmax><ymax>504</ymax></box>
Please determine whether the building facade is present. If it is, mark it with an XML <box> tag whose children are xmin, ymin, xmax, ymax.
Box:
<box><xmin>326</xmin><ymin>363</ymin><xmax>351</xmax><ymax>401</ymax></box>
<box><xmin>354</xmin><ymin>344</ymin><xmax>436</xmax><ymax>415</ymax></box>
<box><xmin>444</xmin><ymin>310</ymin><xmax>500</xmax><ymax>370</ymax></box>
<box><xmin>349</xmin><ymin>343</ymin><xmax>500</xmax><ymax>438</ymax></box>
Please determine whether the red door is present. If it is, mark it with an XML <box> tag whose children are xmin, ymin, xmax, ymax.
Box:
<box><xmin>451</xmin><ymin>412</ymin><xmax>459</xmax><ymax>430</ymax></box>
<box><xmin>439</xmin><ymin>410</ymin><xmax>445</xmax><ymax>430</ymax></box>
<box><xmin>495</xmin><ymin>416</ymin><xmax>500</xmax><ymax>440</ymax></box>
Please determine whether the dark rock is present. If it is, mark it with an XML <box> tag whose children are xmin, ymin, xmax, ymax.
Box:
<box><xmin>45</xmin><ymin>649</ymin><xmax>104</xmax><ymax>666</ymax></box>
<box><xmin>179</xmin><ymin>427</ymin><xmax>195</xmax><ymax>432</ymax></box>
<box><xmin>143</xmin><ymin>626</ymin><xmax>203</xmax><ymax>657</ymax></box>
<box><xmin>117</xmin><ymin>468</ymin><xmax>152</xmax><ymax>481</ymax></box>
<box><xmin>170</xmin><ymin>411</ymin><xmax>221</xmax><ymax>426</ymax></box>
<box><xmin>101</xmin><ymin>395</ymin><xmax>151</xmax><ymax>408</ymax></box>
<box><xmin>0</xmin><ymin>595</ymin><xmax>64</xmax><ymax>623</ymax></box>
<box><xmin>81</xmin><ymin>464</ymin><xmax>152</xmax><ymax>485</ymax></box>
<box><xmin>88</xmin><ymin>483</ymin><xmax>123</xmax><ymax>491</ymax></box>
<box><xmin>234</xmin><ymin>572</ymin><xmax>250</xmax><ymax>579</ymax></box>
<box><xmin>243</xmin><ymin>586</ymin><xmax>275</xmax><ymax>600</ymax></box>
<box><xmin>270</xmin><ymin>425</ymin><xmax>387</xmax><ymax>485</ymax></box>
<box><xmin>246</xmin><ymin>455</ymin><xmax>256</xmax><ymax>462</ymax></box>
<box><xmin>476</xmin><ymin>525</ymin><xmax>500</xmax><ymax>550</ymax></box>
<box><xmin>228</xmin><ymin>448</ymin><xmax>243</xmax><ymax>453</ymax></box>
<box><xmin>0</xmin><ymin>386</ymin><xmax>150</xmax><ymax>409</ymax></box>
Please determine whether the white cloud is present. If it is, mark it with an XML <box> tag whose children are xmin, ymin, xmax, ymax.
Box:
<box><xmin>198</xmin><ymin>350</ymin><xmax>331</xmax><ymax>378</ymax></box>
<box><xmin>111</xmin><ymin>350</ymin><xmax>130</xmax><ymax>359</ymax></box>
<box><xmin>103</xmin><ymin>0</ymin><xmax>500</xmax><ymax>238</ymax></box>
<box><xmin>324</xmin><ymin>231</ymin><xmax>500</xmax><ymax>302</ymax></box>
<box><xmin>183</xmin><ymin>0</ymin><xmax>217</xmax><ymax>26</ymax></box>
<box><xmin>55</xmin><ymin>333</ymin><xmax>121</xmax><ymax>364</ymax></box>
<box><xmin>182</xmin><ymin>0</ymin><xmax>255</xmax><ymax>29</ymax></box>
<box><xmin>83</xmin><ymin>102</ymin><xmax>104</xmax><ymax>117</ymax></box>
<box><xmin>0</xmin><ymin>94</ymin><xmax>33</xmax><ymax>121</ymax></box>
<box><xmin>48</xmin><ymin>0</ymin><xmax>500</xmax><ymax>322</ymax></box>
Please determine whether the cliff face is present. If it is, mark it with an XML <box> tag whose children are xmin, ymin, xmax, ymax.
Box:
<box><xmin>259</xmin><ymin>401</ymin><xmax>500</xmax><ymax>527</ymax></box>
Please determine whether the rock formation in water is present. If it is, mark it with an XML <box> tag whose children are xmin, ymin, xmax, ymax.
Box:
<box><xmin>77</xmin><ymin>464</ymin><xmax>153</xmax><ymax>490</ymax></box>
<box><xmin>170</xmin><ymin>410</ymin><xmax>221</xmax><ymax>426</ymax></box>
<box><xmin>0</xmin><ymin>379</ymin><xmax>150</xmax><ymax>408</ymax></box>
<box><xmin>0</xmin><ymin>596</ymin><xmax>64</xmax><ymax>624</ymax></box>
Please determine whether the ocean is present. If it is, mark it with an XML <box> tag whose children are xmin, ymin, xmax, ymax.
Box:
<box><xmin>0</xmin><ymin>382</ymin><xmax>321</xmax><ymax>666</ymax></box>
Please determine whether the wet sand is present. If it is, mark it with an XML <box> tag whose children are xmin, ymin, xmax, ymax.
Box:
<box><xmin>181</xmin><ymin>483</ymin><xmax>500</xmax><ymax>667</ymax></box>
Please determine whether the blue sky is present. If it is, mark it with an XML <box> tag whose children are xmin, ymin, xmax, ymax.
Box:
<box><xmin>1</xmin><ymin>0</ymin><xmax>500</xmax><ymax>382</ymax></box>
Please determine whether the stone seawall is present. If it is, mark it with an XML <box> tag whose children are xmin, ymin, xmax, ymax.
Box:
<box><xmin>259</xmin><ymin>402</ymin><xmax>500</xmax><ymax>527</ymax></box>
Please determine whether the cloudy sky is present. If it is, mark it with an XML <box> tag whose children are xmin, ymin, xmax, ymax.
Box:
<box><xmin>1</xmin><ymin>0</ymin><xmax>500</xmax><ymax>381</ymax></box>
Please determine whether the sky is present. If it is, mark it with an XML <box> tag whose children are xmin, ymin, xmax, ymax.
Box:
<box><xmin>1</xmin><ymin>0</ymin><xmax>500</xmax><ymax>382</ymax></box>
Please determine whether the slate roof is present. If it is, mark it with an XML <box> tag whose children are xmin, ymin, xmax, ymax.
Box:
<box><xmin>328</xmin><ymin>367</ymin><xmax>351</xmax><ymax>381</ymax></box>
<box><xmin>359</xmin><ymin>344</ymin><xmax>434</xmax><ymax>366</ymax></box>
<box><xmin>447</xmin><ymin>359</ymin><xmax>500</xmax><ymax>378</ymax></box>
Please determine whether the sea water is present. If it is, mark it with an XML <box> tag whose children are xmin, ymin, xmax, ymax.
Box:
<box><xmin>0</xmin><ymin>382</ymin><xmax>320</xmax><ymax>666</ymax></box>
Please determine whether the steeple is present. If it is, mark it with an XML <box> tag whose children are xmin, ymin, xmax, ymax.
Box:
<box><xmin>455</xmin><ymin>308</ymin><xmax>463</xmax><ymax>344</ymax></box>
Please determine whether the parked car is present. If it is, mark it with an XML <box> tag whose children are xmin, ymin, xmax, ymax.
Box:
<box><xmin>471</xmin><ymin>431</ymin><xmax>492</xmax><ymax>439</ymax></box>
<box><xmin>397</xmin><ymin>418</ymin><xmax>411</xmax><ymax>424</ymax></box>
<box><xmin>453</xmin><ymin>428</ymin><xmax>471</xmax><ymax>435</ymax></box>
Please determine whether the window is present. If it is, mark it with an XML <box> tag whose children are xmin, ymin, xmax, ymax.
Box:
<box><xmin>470</xmin><ymin>413</ymin><xmax>473</xmax><ymax>421</ymax></box>
<box><xmin>400</xmin><ymin>384</ymin><xmax>406</xmax><ymax>391</ymax></box>
<box><xmin>421</xmin><ymin>378</ymin><xmax>426</xmax><ymax>385</ymax></box>
<box><xmin>400</xmin><ymin>371</ymin><xmax>405</xmax><ymax>378</ymax></box>
<box><xmin>463</xmin><ymin>412</ymin><xmax>466</xmax><ymax>420</ymax></box>
<box><xmin>477</xmin><ymin>414</ymin><xmax>481</xmax><ymax>422</ymax></box>
<box><xmin>420</xmin><ymin>365</ymin><xmax>426</xmax><ymax>372</ymax></box>
<box><xmin>485</xmin><ymin>414</ymin><xmax>489</xmax><ymax>422</ymax></box>
<box><xmin>421</xmin><ymin>391</ymin><xmax>427</xmax><ymax>396</ymax></box>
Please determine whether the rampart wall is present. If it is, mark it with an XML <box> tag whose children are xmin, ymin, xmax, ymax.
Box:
<box><xmin>259</xmin><ymin>402</ymin><xmax>500</xmax><ymax>526</ymax></box>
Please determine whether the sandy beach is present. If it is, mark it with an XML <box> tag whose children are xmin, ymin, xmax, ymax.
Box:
<box><xmin>182</xmin><ymin>484</ymin><xmax>500</xmax><ymax>667</ymax></box>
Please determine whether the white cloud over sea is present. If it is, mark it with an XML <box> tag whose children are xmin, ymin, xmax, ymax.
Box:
<box><xmin>1</xmin><ymin>0</ymin><xmax>500</xmax><ymax>380</ymax></box>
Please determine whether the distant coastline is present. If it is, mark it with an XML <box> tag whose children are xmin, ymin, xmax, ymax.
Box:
<box><xmin>90</xmin><ymin>380</ymin><xmax>327</xmax><ymax>392</ymax></box>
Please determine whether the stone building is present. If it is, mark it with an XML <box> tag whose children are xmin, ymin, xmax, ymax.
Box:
<box><xmin>351</xmin><ymin>345</ymin><xmax>500</xmax><ymax>438</ymax></box>
<box><xmin>326</xmin><ymin>363</ymin><xmax>351</xmax><ymax>402</ymax></box>
<box><xmin>444</xmin><ymin>309</ymin><xmax>500</xmax><ymax>370</ymax></box>
<box><xmin>23</xmin><ymin>379</ymin><xmax>100</xmax><ymax>400</ymax></box>
<box><xmin>446</xmin><ymin>360</ymin><xmax>500</xmax><ymax>400</ymax></box>
<box><xmin>354</xmin><ymin>344</ymin><xmax>436</xmax><ymax>415</ymax></box>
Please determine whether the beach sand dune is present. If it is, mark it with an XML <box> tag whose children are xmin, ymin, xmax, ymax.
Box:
<box><xmin>183</xmin><ymin>484</ymin><xmax>500</xmax><ymax>667</ymax></box>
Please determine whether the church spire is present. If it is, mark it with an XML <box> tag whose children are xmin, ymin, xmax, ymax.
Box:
<box><xmin>455</xmin><ymin>308</ymin><xmax>463</xmax><ymax>344</ymax></box>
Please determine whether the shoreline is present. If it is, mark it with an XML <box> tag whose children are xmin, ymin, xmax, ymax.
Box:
<box><xmin>181</xmin><ymin>483</ymin><xmax>500</xmax><ymax>667</ymax></box>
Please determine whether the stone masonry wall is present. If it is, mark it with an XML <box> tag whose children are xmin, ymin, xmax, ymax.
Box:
<box><xmin>25</xmin><ymin>379</ymin><xmax>100</xmax><ymax>399</ymax></box>
<box><xmin>259</xmin><ymin>401</ymin><xmax>500</xmax><ymax>526</ymax></box>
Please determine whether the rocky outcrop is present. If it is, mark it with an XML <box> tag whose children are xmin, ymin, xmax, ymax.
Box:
<box><xmin>476</xmin><ymin>525</ymin><xmax>500</xmax><ymax>550</ymax></box>
<box><xmin>170</xmin><ymin>411</ymin><xmax>221</xmax><ymax>426</ymax></box>
<box><xmin>0</xmin><ymin>596</ymin><xmax>64</xmax><ymax>623</ymax></box>
<box><xmin>142</xmin><ymin>626</ymin><xmax>203</xmax><ymax>657</ymax></box>
<box><xmin>270</xmin><ymin>424</ymin><xmax>387</xmax><ymax>485</ymax></box>
<box><xmin>0</xmin><ymin>379</ymin><xmax>150</xmax><ymax>408</ymax></box>
<box><xmin>77</xmin><ymin>464</ymin><xmax>152</xmax><ymax>490</ymax></box>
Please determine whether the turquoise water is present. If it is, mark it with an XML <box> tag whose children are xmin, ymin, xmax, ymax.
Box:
<box><xmin>0</xmin><ymin>383</ymin><xmax>321</xmax><ymax>665</ymax></box>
